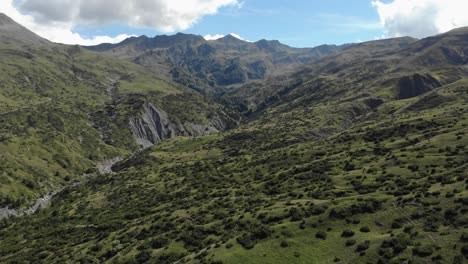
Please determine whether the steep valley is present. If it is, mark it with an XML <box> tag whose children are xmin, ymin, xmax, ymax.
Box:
<box><xmin>0</xmin><ymin>14</ymin><xmax>235</xmax><ymax>211</ymax></box>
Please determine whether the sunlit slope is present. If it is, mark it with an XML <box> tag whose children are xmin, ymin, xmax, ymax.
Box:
<box><xmin>0</xmin><ymin>59</ymin><xmax>466</xmax><ymax>264</ymax></box>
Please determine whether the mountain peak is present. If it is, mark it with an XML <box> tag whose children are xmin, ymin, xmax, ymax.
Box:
<box><xmin>255</xmin><ymin>39</ymin><xmax>287</xmax><ymax>52</ymax></box>
<box><xmin>217</xmin><ymin>34</ymin><xmax>246</xmax><ymax>43</ymax></box>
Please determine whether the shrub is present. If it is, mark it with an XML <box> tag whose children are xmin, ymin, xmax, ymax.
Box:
<box><xmin>412</xmin><ymin>244</ymin><xmax>434</xmax><ymax>257</ymax></box>
<box><xmin>328</xmin><ymin>198</ymin><xmax>383</xmax><ymax>219</ymax></box>
<box><xmin>289</xmin><ymin>207</ymin><xmax>304</xmax><ymax>221</ymax></box>
<box><xmin>135</xmin><ymin>250</ymin><xmax>151</xmax><ymax>263</ymax></box>
<box><xmin>461</xmin><ymin>245</ymin><xmax>468</xmax><ymax>259</ymax></box>
<box><xmin>381</xmin><ymin>233</ymin><xmax>411</xmax><ymax>254</ymax></box>
<box><xmin>150</xmin><ymin>236</ymin><xmax>169</xmax><ymax>249</ymax></box>
<box><xmin>309</xmin><ymin>204</ymin><xmax>328</xmax><ymax>215</ymax></box>
<box><xmin>391</xmin><ymin>221</ymin><xmax>403</xmax><ymax>229</ymax></box>
<box><xmin>236</xmin><ymin>234</ymin><xmax>256</xmax><ymax>249</ymax></box>
<box><xmin>461</xmin><ymin>232</ymin><xmax>468</xmax><ymax>243</ymax></box>
<box><xmin>341</xmin><ymin>230</ymin><xmax>355</xmax><ymax>237</ymax></box>
<box><xmin>345</xmin><ymin>239</ymin><xmax>356</xmax><ymax>247</ymax></box>
<box><xmin>251</xmin><ymin>225</ymin><xmax>272</xmax><ymax>240</ymax></box>
<box><xmin>315</xmin><ymin>231</ymin><xmax>327</xmax><ymax>240</ymax></box>
<box><xmin>280</xmin><ymin>240</ymin><xmax>289</xmax><ymax>248</ymax></box>
<box><xmin>356</xmin><ymin>240</ymin><xmax>370</xmax><ymax>252</ymax></box>
<box><xmin>359</xmin><ymin>226</ymin><xmax>370</xmax><ymax>233</ymax></box>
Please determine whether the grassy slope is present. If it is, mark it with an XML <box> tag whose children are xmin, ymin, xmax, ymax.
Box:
<box><xmin>0</xmin><ymin>43</ymin><xmax>227</xmax><ymax>209</ymax></box>
<box><xmin>0</xmin><ymin>76</ymin><xmax>466</xmax><ymax>263</ymax></box>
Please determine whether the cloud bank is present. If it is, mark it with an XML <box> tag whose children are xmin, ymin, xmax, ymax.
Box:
<box><xmin>372</xmin><ymin>0</ymin><xmax>468</xmax><ymax>38</ymax></box>
<box><xmin>1</xmin><ymin>0</ymin><xmax>240</xmax><ymax>45</ymax></box>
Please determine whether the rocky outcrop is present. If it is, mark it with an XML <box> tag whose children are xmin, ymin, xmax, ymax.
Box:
<box><xmin>129</xmin><ymin>102</ymin><xmax>226</xmax><ymax>148</ymax></box>
<box><xmin>129</xmin><ymin>102</ymin><xmax>176</xmax><ymax>148</ymax></box>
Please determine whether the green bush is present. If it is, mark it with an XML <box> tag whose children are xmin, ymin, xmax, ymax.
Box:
<box><xmin>460</xmin><ymin>232</ymin><xmax>468</xmax><ymax>242</ymax></box>
<box><xmin>236</xmin><ymin>234</ymin><xmax>256</xmax><ymax>249</ymax></box>
<box><xmin>315</xmin><ymin>231</ymin><xmax>327</xmax><ymax>240</ymax></box>
<box><xmin>356</xmin><ymin>240</ymin><xmax>370</xmax><ymax>252</ymax></box>
<box><xmin>359</xmin><ymin>226</ymin><xmax>370</xmax><ymax>232</ymax></box>
<box><xmin>341</xmin><ymin>230</ymin><xmax>355</xmax><ymax>237</ymax></box>
<box><xmin>135</xmin><ymin>250</ymin><xmax>151</xmax><ymax>263</ymax></box>
<box><xmin>412</xmin><ymin>244</ymin><xmax>434</xmax><ymax>257</ymax></box>
<box><xmin>345</xmin><ymin>239</ymin><xmax>356</xmax><ymax>247</ymax></box>
<box><xmin>280</xmin><ymin>240</ymin><xmax>289</xmax><ymax>248</ymax></box>
<box><xmin>150</xmin><ymin>236</ymin><xmax>169</xmax><ymax>249</ymax></box>
<box><xmin>461</xmin><ymin>245</ymin><xmax>468</xmax><ymax>259</ymax></box>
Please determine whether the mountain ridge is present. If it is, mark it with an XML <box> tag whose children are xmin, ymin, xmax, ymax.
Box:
<box><xmin>86</xmin><ymin>32</ymin><xmax>348</xmax><ymax>94</ymax></box>
<box><xmin>0</xmin><ymin>13</ymin><xmax>50</xmax><ymax>46</ymax></box>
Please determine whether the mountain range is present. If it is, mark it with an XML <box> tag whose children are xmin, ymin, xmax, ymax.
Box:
<box><xmin>86</xmin><ymin>33</ymin><xmax>347</xmax><ymax>94</ymax></box>
<box><xmin>0</xmin><ymin>13</ymin><xmax>466</xmax><ymax>264</ymax></box>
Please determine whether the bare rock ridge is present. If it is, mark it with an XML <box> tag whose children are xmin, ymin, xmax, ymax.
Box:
<box><xmin>129</xmin><ymin>102</ymin><xmax>224</xmax><ymax>148</ymax></box>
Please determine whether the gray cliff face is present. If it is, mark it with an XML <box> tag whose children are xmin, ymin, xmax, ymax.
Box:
<box><xmin>129</xmin><ymin>102</ymin><xmax>176</xmax><ymax>148</ymax></box>
<box><xmin>129</xmin><ymin>102</ymin><xmax>225</xmax><ymax>148</ymax></box>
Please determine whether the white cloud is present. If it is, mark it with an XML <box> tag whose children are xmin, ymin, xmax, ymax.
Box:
<box><xmin>203</xmin><ymin>33</ymin><xmax>249</xmax><ymax>41</ymax></box>
<box><xmin>1</xmin><ymin>0</ymin><xmax>134</xmax><ymax>44</ymax></box>
<box><xmin>203</xmin><ymin>34</ymin><xmax>226</xmax><ymax>40</ymax></box>
<box><xmin>14</xmin><ymin>0</ymin><xmax>240</xmax><ymax>31</ymax></box>
<box><xmin>372</xmin><ymin>0</ymin><xmax>468</xmax><ymax>38</ymax></box>
<box><xmin>1</xmin><ymin>0</ymin><xmax>240</xmax><ymax>45</ymax></box>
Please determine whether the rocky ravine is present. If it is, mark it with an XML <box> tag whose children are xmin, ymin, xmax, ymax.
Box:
<box><xmin>0</xmin><ymin>157</ymin><xmax>122</xmax><ymax>219</ymax></box>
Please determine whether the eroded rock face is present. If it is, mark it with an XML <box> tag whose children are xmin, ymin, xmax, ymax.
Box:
<box><xmin>129</xmin><ymin>102</ymin><xmax>176</xmax><ymax>148</ymax></box>
<box><xmin>398</xmin><ymin>73</ymin><xmax>441</xmax><ymax>99</ymax></box>
<box><xmin>129</xmin><ymin>102</ymin><xmax>225</xmax><ymax>148</ymax></box>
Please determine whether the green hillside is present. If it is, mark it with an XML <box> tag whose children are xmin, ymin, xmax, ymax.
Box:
<box><xmin>0</xmin><ymin>16</ymin><xmax>234</xmax><ymax>210</ymax></box>
<box><xmin>1</xmin><ymin>75</ymin><xmax>466</xmax><ymax>263</ymax></box>
<box><xmin>0</xmin><ymin>13</ymin><xmax>466</xmax><ymax>264</ymax></box>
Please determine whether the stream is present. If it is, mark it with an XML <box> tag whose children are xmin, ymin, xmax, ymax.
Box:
<box><xmin>0</xmin><ymin>157</ymin><xmax>122</xmax><ymax>220</ymax></box>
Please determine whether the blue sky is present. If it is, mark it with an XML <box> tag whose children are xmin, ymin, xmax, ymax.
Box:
<box><xmin>4</xmin><ymin>0</ymin><xmax>468</xmax><ymax>47</ymax></box>
<box><xmin>73</xmin><ymin>0</ymin><xmax>383</xmax><ymax>47</ymax></box>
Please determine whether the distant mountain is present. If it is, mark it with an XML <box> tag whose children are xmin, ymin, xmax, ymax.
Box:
<box><xmin>397</xmin><ymin>27</ymin><xmax>468</xmax><ymax>69</ymax></box>
<box><xmin>86</xmin><ymin>33</ymin><xmax>347</xmax><ymax>94</ymax></box>
<box><xmin>225</xmin><ymin>28</ymin><xmax>468</xmax><ymax>115</ymax></box>
<box><xmin>0</xmin><ymin>13</ymin><xmax>50</xmax><ymax>46</ymax></box>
